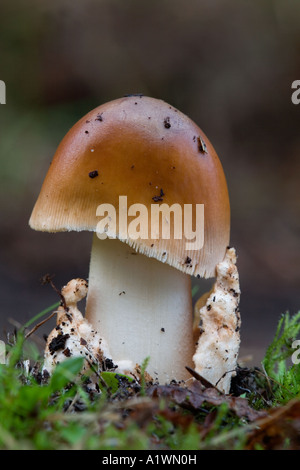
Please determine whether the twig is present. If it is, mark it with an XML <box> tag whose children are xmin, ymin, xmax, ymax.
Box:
<box><xmin>186</xmin><ymin>366</ymin><xmax>222</xmax><ymax>393</ymax></box>
<box><xmin>40</xmin><ymin>274</ymin><xmax>67</xmax><ymax>310</ymax></box>
<box><xmin>215</xmin><ymin>369</ymin><xmax>237</xmax><ymax>389</ymax></box>
<box><xmin>25</xmin><ymin>310</ymin><xmax>57</xmax><ymax>339</ymax></box>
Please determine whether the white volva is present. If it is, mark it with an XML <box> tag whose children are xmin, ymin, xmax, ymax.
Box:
<box><xmin>193</xmin><ymin>247</ymin><xmax>241</xmax><ymax>394</ymax></box>
<box><xmin>43</xmin><ymin>278</ymin><xmax>111</xmax><ymax>376</ymax></box>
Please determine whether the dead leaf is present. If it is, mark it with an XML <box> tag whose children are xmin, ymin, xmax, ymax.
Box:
<box><xmin>147</xmin><ymin>380</ymin><xmax>266</xmax><ymax>422</ymax></box>
<box><xmin>246</xmin><ymin>399</ymin><xmax>300</xmax><ymax>450</ymax></box>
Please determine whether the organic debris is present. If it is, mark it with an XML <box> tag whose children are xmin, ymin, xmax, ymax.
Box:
<box><xmin>2</xmin><ymin>298</ymin><xmax>300</xmax><ymax>449</ymax></box>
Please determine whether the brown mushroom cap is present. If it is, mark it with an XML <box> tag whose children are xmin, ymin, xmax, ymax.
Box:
<box><xmin>29</xmin><ymin>96</ymin><xmax>230</xmax><ymax>278</ymax></box>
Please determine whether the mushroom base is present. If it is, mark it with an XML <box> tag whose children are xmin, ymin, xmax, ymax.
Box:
<box><xmin>85</xmin><ymin>235</ymin><xmax>194</xmax><ymax>383</ymax></box>
<box><xmin>193</xmin><ymin>247</ymin><xmax>241</xmax><ymax>394</ymax></box>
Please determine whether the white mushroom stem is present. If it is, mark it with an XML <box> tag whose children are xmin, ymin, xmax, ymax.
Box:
<box><xmin>193</xmin><ymin>247</ymin><xmax>241</xmax><ymax>394</ymax></box>
<box><xmin>85</xmin><ymin>235</ymin><xmax>194</xmax><ymax>383</ymax></box>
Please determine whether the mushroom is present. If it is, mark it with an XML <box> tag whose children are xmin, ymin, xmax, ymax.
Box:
<box><xmin>29</xmin><ymin>95</ymin><xmax>237</xmax><ymax>387</ymax></box>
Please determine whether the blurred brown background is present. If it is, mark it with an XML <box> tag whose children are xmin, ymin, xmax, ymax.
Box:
<box><xmin>0</xmin><ymin>0</ymin><xmax>299</xmax><ymax>364</ymax></box>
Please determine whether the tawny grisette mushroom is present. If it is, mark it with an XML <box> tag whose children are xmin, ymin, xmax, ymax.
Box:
<box><xmin>29</xmin><ymin>95</ymin><xmax>239</xmax><ymax>390</ymax></box>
